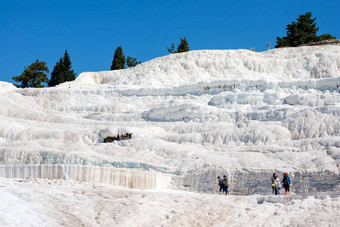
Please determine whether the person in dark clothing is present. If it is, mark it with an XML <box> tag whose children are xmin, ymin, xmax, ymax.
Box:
<box><xmin>271</xmin><ymin>173</ymin><xmax>276</xmax><ymax>194</ymax></box>
<box><xmin>282</xmin><ymin>173</ymin><xmax>291</xmax><ymax>195</ymax></box>
<box><xmin>222</xmin><ymin>175</ymin><xmax>229</xmax><ymax>196</ymax></box>
<box><xmin>217</xmin><ymin>176</ymin><xmax>224</xmax><ymax>195</ymax></box>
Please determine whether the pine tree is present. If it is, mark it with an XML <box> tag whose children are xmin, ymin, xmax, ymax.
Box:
<box><xmin>48</xmin><ymin>50</ymin><xmax>76</xmax><ymax>87</ymax></box>
<box><xmin>126</xmin><ymin>56</ymin><xmax>141</xmax><ymax>68</ymax></box>
<box><xmin>13</xmin><ymin>60</ymin><xmax>49</xmax><ymax>88</ymax></box>
<box><xmin>111</xmin><ymin>46</ymin><xmax>126</xmax><ymax>70</ymax></box>
<box><xmin>167</xmin><ymin>43</ymin><xmax>175</xmax><ymax>54</ymax></box>
<box><xmin>166</xmin><ymin>37</ymin><xmax>190</xmax><ymax>54</ymax></box>
<box><xmin>318</xmin><ymin>33</ymin><xmax>336</xmax><ymax>41</ymax></box>
<box><xmin>176</xmin><ymin>37</ymin><xmax>190</xmax><ymax>53</ymax></box>
<box><xmin>49</xmin><ymin>58</ymin><xmax>64</xmax><ymax>87</ymax></box>
<box><xmin>276</xmin><ymin>12</ymin><xmax>336</xmax><ymax>48</ymax></box>
<box><xmin>275</xmin><ymin>12</ymin><xmax>319</xmax><ymax>47</ymax></box>
<box><xmin>62</xmin><ymin>50</ymin><xmax>76</xmax><ymax>82</ymax></box>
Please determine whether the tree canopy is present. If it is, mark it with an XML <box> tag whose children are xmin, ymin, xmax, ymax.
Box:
<box><xmin>167</xmin><ymin>43</ymin><xmax>176</xmax><ymax>54</ymax></box>
<box><xmin>13</xmin><ymin>60</ymin><xmax>49</xmax><ymax>88</ymax></box>
<box><xmin>111</xmin><ymin>46</ymin><xmax>126</xmax><ymax>70</ymax></box>
<box><xmin>167</xmin><ymin>37</ymin><xmax>190</xmax><ymax>54</ymax></box>
<box><xmin>318</xmin><ymin>33</ymin><xmax>336</xmax><ymax>41</ymax></box>
<box><xmin>62</xmin><ymin>50</ymin><xmax>76</xmax><ymax>82</ymax></box>
<box><xmin>126</xmin><ymin>56</ymin><xmax>141</xmax><ymax>68</ymax></box>
<box><xmin>110</xmin><ymin>46</ymin><xmax>140</xmax><ymax>69</ymax></box>
<box><xmin>49</xmin><ymin>50</ymin><xmax>76</xmax><ymax>87</ymax></box>
<box><xmin>177</xmin><ymin>37</ymin><xmax>190</xmax><ymax>53</ymax></box>
<box><xmin>276</xmin><ymin>12</ymin><xmax>336</xmax><ymax>48</ymax></box>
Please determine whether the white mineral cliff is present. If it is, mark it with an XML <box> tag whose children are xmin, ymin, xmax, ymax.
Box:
<box><xmin>0</xmin><ymin>45</ymin><xmax>339</xmax><ymax>194</ymax></box>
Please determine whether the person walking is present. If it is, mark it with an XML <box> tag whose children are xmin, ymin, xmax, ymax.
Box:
<box><xmin>271</xmin><ymin>173</ymin><xmax>276</xmax><ymax>194</ymax></box>
<box><xmin>217</xmin><ymin>176</ymin><xmax>224</xmax><ymax>195</ymax></box>
<box><xmin>222</xmin><ymin>175</ymin><xmax>230</xmax><ymax>196</ymax></box>
<box><xmin>282</xmin><ymin>173</ymin><xmax>291</xmax><ymax>195</ymax></box>
<box><xmin>274</xmin><ymin>174</ymin><xmax>281</xmax><ymax>195</ymax></box>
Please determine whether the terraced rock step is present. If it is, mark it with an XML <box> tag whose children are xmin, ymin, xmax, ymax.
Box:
<box><xmin>0</xmin><ymin>164</ymin><xmax>171</xmax><ymax>190</ymax></box>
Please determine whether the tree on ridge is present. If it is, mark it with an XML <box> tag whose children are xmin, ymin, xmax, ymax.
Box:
<box><xmin>111</xmin><ymin>46</ymin><xmax>126</xmax><ymax>70</ymax></box>
<box><xmin>177</xmin><ymin>37</ymin><xmax>190</xmax><ymax>53</ymax></box>
<box><xmin>167</xmin><ymin>37</ymin><xmax>190</xmax><ymax>54</ymax></box>
<box><xmin>126</xmin><ymin>56</ymin><xmax>141</xmax><ymax>68</ymax></box>
<box><xmin>276</xmin><ymin>12</ymin><xmax>336</xmax><ymax>48</ymax></box>
<box><xmin>49</xmin><ymin>50</ymin><xmax>76</xmax><ymax>87</ymax></box>
<box><xmin>110</xmin><ymin>46</ymin><xmax>141</xmax><ymax>69</ymax></box>
<box><xmin>13</xmin><ymin>60</ymin><xmax>49</xmax><ymax>88</ymax></box>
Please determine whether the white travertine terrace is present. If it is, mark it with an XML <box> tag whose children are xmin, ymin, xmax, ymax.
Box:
<box><xmin>0</xmin><ymin>164</ymin><xmax>171</xmax><ymax>190</ymax></box>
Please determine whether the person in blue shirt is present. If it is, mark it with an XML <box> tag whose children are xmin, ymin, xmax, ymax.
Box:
<box><xmin>282</xmin><ymin>173</ymin><xmax>291</xmax><ymax>195</ymax></box>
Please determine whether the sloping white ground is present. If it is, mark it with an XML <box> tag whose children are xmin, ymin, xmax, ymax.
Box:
<box><xmin>1</xmin><ymin>46</ymin><xmax>340</xmax><ymax>192</ymax></box>
<box><xmin>0</xmin><ymin>178</ymin><xmax>339</xmax><ymax>227</ymax></box>
<box><xmin>1</xmin><ymin>45</ymin><xmax>340</xmax><ymax>225</ymax></box>
<box><xmin>0</xmin><ymin>81</ymin><xmax>17</xmax><ymax>92</ymax></box>
<box><xmin>59</xmin><ymin>45</ymin><xmax>340</xmax><ymax>88</ymax></box>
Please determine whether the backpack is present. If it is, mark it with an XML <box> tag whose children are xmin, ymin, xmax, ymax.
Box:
<box><xmin>222</xmin><ymin>179</ymin><xmax>229</xmax><ymax>187</ymax></box>
<box><xmin>287</xmin><ymin>176</ymin><xmax>291</xmax><ymax>185</ymax></box>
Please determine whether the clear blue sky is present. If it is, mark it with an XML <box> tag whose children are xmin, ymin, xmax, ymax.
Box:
<box><xmin>1</xmin><ymin>0</ymin><xmax>339</xmax><ymax>84</ymax></box>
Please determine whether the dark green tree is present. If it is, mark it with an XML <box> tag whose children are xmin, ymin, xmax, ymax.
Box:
<box><xmin>167</xmin><ymin>43</ymin><xmax>175</xmax><ymax>54</ymax></box>
<box><xmin>49</xmin><ymin>58</ymin><xmax>64</xmax><ymax>87</ymax></box>
<box><xmin>111</xmin><ymin>46</ymin><xmax>126</xmax><ymax>70</ymax></box>
<box><xmin>62</xmin><ymin>50</ymin><xmax>76</xmax><ymax>82</ymax></box>
<box><xmin>13</xmin><ymin>60</ymin><xmax>49</xmax><ymax>88</ymax></box>
<box><xmin>167</xmin><ymin>37</ymin><xmax>190</xmax><ymax>54</ymax></box>
<box><xmin>49</xmin><ymin>50</ymin><xmax>76</xmax><ymax>87</ymax></box>
<box><xmin>276</xmin><ymin>12</ymin><xmax>318</xmax><ymax>47</ymax></box>
<box><xmin>126</xmin><ymin>56</ymin><xmax>141</xmax><ymax>68</ymax></box>
<box><xmin>276</xmin><ymin>12</ymin><xmax>336</xmax><ymax>48</ymax></box>
<box><xmin>318</xmin><ymin>33</ymin><xmax>336</xmax><ymax>41</ymax></box>
<box><xmin>176</xmin><ymin>37</ymin><xmax>190</xmax><ymax>53</ymax></box>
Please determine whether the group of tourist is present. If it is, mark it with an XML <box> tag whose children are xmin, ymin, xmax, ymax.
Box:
<box><xmin>217</xmin><ymin>175</ymin><xmax>230</xmax><ymax>196</ymax></box>
<box><xmin>271</xmin><ymin>172</ymin><xmax>291</xmax><ymax>195</ymax></box>
<box><xmin>217</xmin><ymin>172</ymin><xmax>292</xmax><ymax>195</ymax></box>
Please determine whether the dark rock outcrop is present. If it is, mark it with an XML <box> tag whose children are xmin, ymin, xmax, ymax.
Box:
<box><xmin>104</xmin><ymin>133</ymin><xmax>132</xmax><ymax>143</ymax></box>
